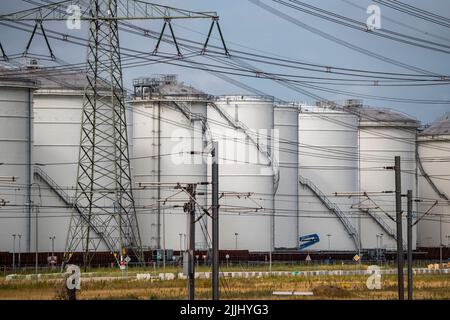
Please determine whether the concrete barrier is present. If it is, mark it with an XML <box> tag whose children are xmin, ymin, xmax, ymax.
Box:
<box><xmin>137</xmin><ymin>273</ymin><xmax>152</xmax><ymax>280</ymax></box>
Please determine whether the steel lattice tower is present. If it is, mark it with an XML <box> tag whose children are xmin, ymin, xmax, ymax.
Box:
<box><xmin>64</xmin><ymin>0</ymin><xmax>143</xmax><ymax>266</ymax></box>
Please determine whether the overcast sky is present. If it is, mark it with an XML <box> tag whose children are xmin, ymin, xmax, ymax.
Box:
<box><xmin>1</xmin><ymin>0</ymin><xmax>449</xmax><ymax>125</ymax></box>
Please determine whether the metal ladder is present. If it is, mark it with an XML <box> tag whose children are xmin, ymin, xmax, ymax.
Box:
<box><xmin>165</xmin><ymin>99</ymin><xmax>279</xmax><ymax>189</ymax></box>
<box><xmin>360</xmin><ymin>207</ymin><xmax>407</xmax><ymax>248</ymax></box>
<box><xmin>33</xmin><ymin>167</ymin><xmax>116</xmax><ymax>252</ymax></box>
<box><xmin>170</xmin><ymin>99</ymin><xmax>214</xmax><ymax>150</ymax></box>
<box><xmin>360</xmin><ymin>207</ymin><xmax>396</xmax><ymax>239</ymax></box>
<box><xmin>208</xmin><ymin>101</ymin><xmax>280</xmax><ymax>191</ymax></box>
<box><xmin>298</xmin><ymin>174</ymin><xmax>360</xmax><ymax>250</ymax></box>
<box><xmin>417</xmin><ymin>151</ymin><xmax>449</xmax><ymax>200</ymax></box>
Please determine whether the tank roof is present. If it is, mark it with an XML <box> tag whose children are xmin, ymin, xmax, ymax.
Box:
<box><xmin>132</xmin><ymin>74</ymin><xmax>207</xmax><ymax>99</ymax></box>
<box><xmin>158</xmin><ymin>82</ymin><xmax>205</xmax><ymax>96</ymax></box>
<box><xmin>345</xmin><ymin>106</ymin><xmax>418</xmax><ymax>125</ymax></box>
<box><xmin>0</xmin><ymin>64</ymin><xmax>108</xmax><ymax>91</ymax></box>
<box><xmin>0</xmin><ymin>77</ymin><xmax>39</xmax><ymax>89</ymax></box>
<box><xmin>421</xmin><ymin>113</ymin><xmax>450</xmax><ymax>136</ymax></box>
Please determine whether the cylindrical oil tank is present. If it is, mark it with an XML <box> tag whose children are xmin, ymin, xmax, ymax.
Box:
<box><xmin>274</xmin><ymin>102</ymin><xmax>300</xmax><ymax>249</ymax></box>
<box><xmin>0</xmin><ymin>78</ymin><xmax>37</xmax><ymax>252</ymax></box>
<box><xmin>32</xmin><ymin>70</ymin><xmax>120</xmax><ymax>253</ymax></box>
<box><xmin>355</xmin><ymin>105</ymin><xmax>418</xmax><ymax>250</ymax></box>
<box><xmin>131</xmin><ymin>76</ymin><xmax>209</xmax><ymax>251</ymax></box>
<box><xmin>417</xmin><ymin>113</ymin><xmax>450</xmax><ymax>248</ymax></box>
<box><xmin>298</xmin><ymin>105</ymin><xmax>359</xmax><ymax>251</ymax></box>
<box><xmin>208</xmin><ymin>95</ymin><xmax>275</xmax><ymax>251</ymax></box>
<box><xmin>32</xmin><ymin>72</ymin><xmax>87</xmax><ymax>253</ymax></box>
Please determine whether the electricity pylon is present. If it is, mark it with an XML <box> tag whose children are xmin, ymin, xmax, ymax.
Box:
<box><xmin>0</xmin><ymin>0</ymin><xmax>227</xmax><ymax>267</ymax></box>
<box><xmin>66</xmin><ymin>0</ymin><xmax>143</xmax><ymax>267</ymax></box>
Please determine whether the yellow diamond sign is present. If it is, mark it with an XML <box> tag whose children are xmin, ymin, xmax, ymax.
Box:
<box><xmin>353</xmin><ymin>254</ymin><xmax>360</xmax><ymax>262</ymax></box>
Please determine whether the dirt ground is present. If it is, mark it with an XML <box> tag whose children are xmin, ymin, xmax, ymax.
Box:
<box><xmin>0</xmin><ymin>273</ymin><xmax>449</xmax><ymax>300</ymax></box>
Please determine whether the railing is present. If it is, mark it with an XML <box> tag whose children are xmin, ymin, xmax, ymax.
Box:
<box><xmin>33</xmin><ymin>167</ymin><xmax>74</xmax><ymax>206</ymax></box>
<box><xmin>169</xmin><ymin>99</ymin><xmax>215</xmax><ymax>152</ymax></box>
<box><xmin>208</xmin><ymin>102</ymin><xmax>280</xmax><ymax>191</ymax></box>
<box><xmin>298</xmin><ymin>175</ymin><xmax>360</xmax><ymax>250</ymax></box>
<box><xmin>33</xmin><ymin>167</ymin><xmax>115</xmax><ymax>252</ymax></box>
<box><xmin>168</xmin><ymin>99</ymin><xmax>280</xmax><ymax>190</ymax></box>
<box><xmin>362</xmin><ymin>208</ymin><xmax>396</xmax><ymax>239</ymax></box>
<box><xmin>417</xmin><ymin>151</ymin><xmax>449</xmax><ymax>200</ymax></box>
<box><xmin>363</xmin><ymin>207</ymin><xmax>408</xmax><ymax>248</ymax></box>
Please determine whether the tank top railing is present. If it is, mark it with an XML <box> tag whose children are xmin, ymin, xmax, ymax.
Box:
<box><xmin>298</xmin><ymin>174</ymin><xmax>360</xmax><ymax>250</ymax></box>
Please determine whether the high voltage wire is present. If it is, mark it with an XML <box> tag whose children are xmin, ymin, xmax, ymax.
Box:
<box><xmin>10</xmin><ymin>0</ymin><xmax>450</xmax><ymax>101</ymax></box>
<box><xmin>111</xmin><ymin>22</ymin><xmax>449</xmax><ymax>155</ymax></box>
<box><xmin>1</xmin><ymin>202</ymin><xmax>449</xmax><ymax>219</ymax></box>
<box><xmin>3</xmin><ymin>66</ymin><xmax>450</xmax><ymax>168</ymax></box>
<box><xmin>12</xmin><ymin>58</ymin><xmax>448</xmax><ymax>161</ymax></box>
<box><xmin>3</xmin><ymin>65</ymin><xmax>450</xmax><ymax>170</ymax></box>
<box><xmin>339</xmin><ymin>0</ymin><xmax>450</xmax><ymax>44</ymax></box>
<box><xmin>2</xmin><ymin>19</ymin><xmax>450</xmax><ymax>86</ymax></box>
<box><xmin>270</xmin><ymin>0</ymin><xmax>450</xmax><ymax>54</ymax></box>
<box><xmin>247</xmin><ymin>0</ymin><xmax>444</xmax><ymax>76</ymax></box>
<box><xmin>1</xmin><ymin>208</ymin><xmax>449</xmax><ymax>225</ymax></box>
<box><xmin>28</xmin><ymin>0</ymin><xmax>450</xmax><ymax>77</ymax></box>
<box><xmin>191</xmin><ymin>44</ymin><xmax>450</xmax><ymax>154</ymax></box>
<box><xmin>2</xmin><ymin>182</ymin><xmax>449</xmax><ymax>206</ymax></box>
<box><xmin>373</xmin><ymin>0</ymin><xmax>450</xmax><ymax>29</ymax></box>
<box><xmin>19</xmin><ymin>0</ymin><xmax>449</xmax><ymax>79</ymax></box>
<box><xmin>1</xmin><ymin>5</ymin><xmax>448</xmax><ymax>175</ymax></box>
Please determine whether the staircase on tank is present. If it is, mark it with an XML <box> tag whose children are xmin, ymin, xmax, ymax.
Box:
<box><xmin>208</xmin><ymin>101</ymin><xmax>280</xmax><ymax>190</ymax></box>
<box><xmin>358</xmin><ymin>207</ymin><xmax>407</xmax><ymax>248</ymax></box>
<box><xmin>298</xmin><ymin>174</ymin><xmax>360</xmax><ymax>250</ymax></box>
<box><xmin>417</xmin><ymin>151</ymin><xmax>449</xmax><ymax>200</ymax></box>
<box><xmin>33</xmin><ymin>167</ymin><xmax>117</xmax><ymax>253</ymax></box>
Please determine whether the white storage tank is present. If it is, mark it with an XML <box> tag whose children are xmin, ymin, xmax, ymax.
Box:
<box><xmin>298</xmin><ymin>104</ymin><xmax>359</xmax><ymax>251</ymax></box>
<box><xmin>417</xmin><ymin>113</ymin><xmax>450</xmax><ymax>248</ymax></box>
<box><xmin>130</xmin><ymin>75</ymin><xmax>209</xmax><ymax>250</ymax></box>
<box><xmin>32</xmin><ymin>71</ymin><xmax>90</xmax><ymax>253</ymax></box>
<box><xmin>10</xmin><ymin>65</ymin><xmax>117</xmax><ymax>253</ymax></box>
<box><xmin>274</xmin><ymin>102</ymin><xmax>300</xmax><ymax>249</ymax></box>
<box><xmin>354</xmin><ymin>104</ymin><xmax>419</xmax><ymax>250</ymax></box>
<box><xmin>0</xmin><ymin>77</ymin><xmax>37</xmax><ymax>252</ymax></box>
<box><xmin>209</xmin><ymin>95</ymin><xmax>276</xmax><ymax>251</ymax></box>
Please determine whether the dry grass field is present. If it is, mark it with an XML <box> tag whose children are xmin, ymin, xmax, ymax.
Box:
<box><xmin>0</xmin><ymin>265</ymin><xmax>449</xmax><ymax>300</ymax></box>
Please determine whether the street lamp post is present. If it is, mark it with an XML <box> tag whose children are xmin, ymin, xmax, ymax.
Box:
<box><xmin>425</xmin><ymin>237</ymin><xmax>432</xmax><ymax>247</ymax></box>
<box><xmin>234</xmin><ymin>233</ymin><xmax>238</xmax><ymax>250</ymax></box>
<box><xmin>179</xmin><ymin>233</ymin><xmax>183</xmax><ymax>253</ymax></box>
<box><xmin>18</xmin><ymin>234</ymin><xmax>22</xmax><ymax>268</ymax></box>
<box><xmin>12</xmin><ymin>234</ymin><xmax>16</xmax><ymax>271</ymax></box>
<box><xmin>439</xmin><ymin>215</ymin><xmax>443</xmax><ymax>265</ymax></box>
<box><xmin>326</xmin><ymin>234</ymin><xmax>332</xmax><ymax>250</ymax></box>
<box><xmin>49</xmin><ymin>236</ymin><xmax>55</xmax><ymax>268</ymax></box>
<box><xmin>376</xmin><ymin>234</ymin><xmax>380</xmax><ymax>261</ymax></box>
<box><xmin>380</xmin><ymin>233</ymin><xmax>384</xmax><ymax>266</ymax></box>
